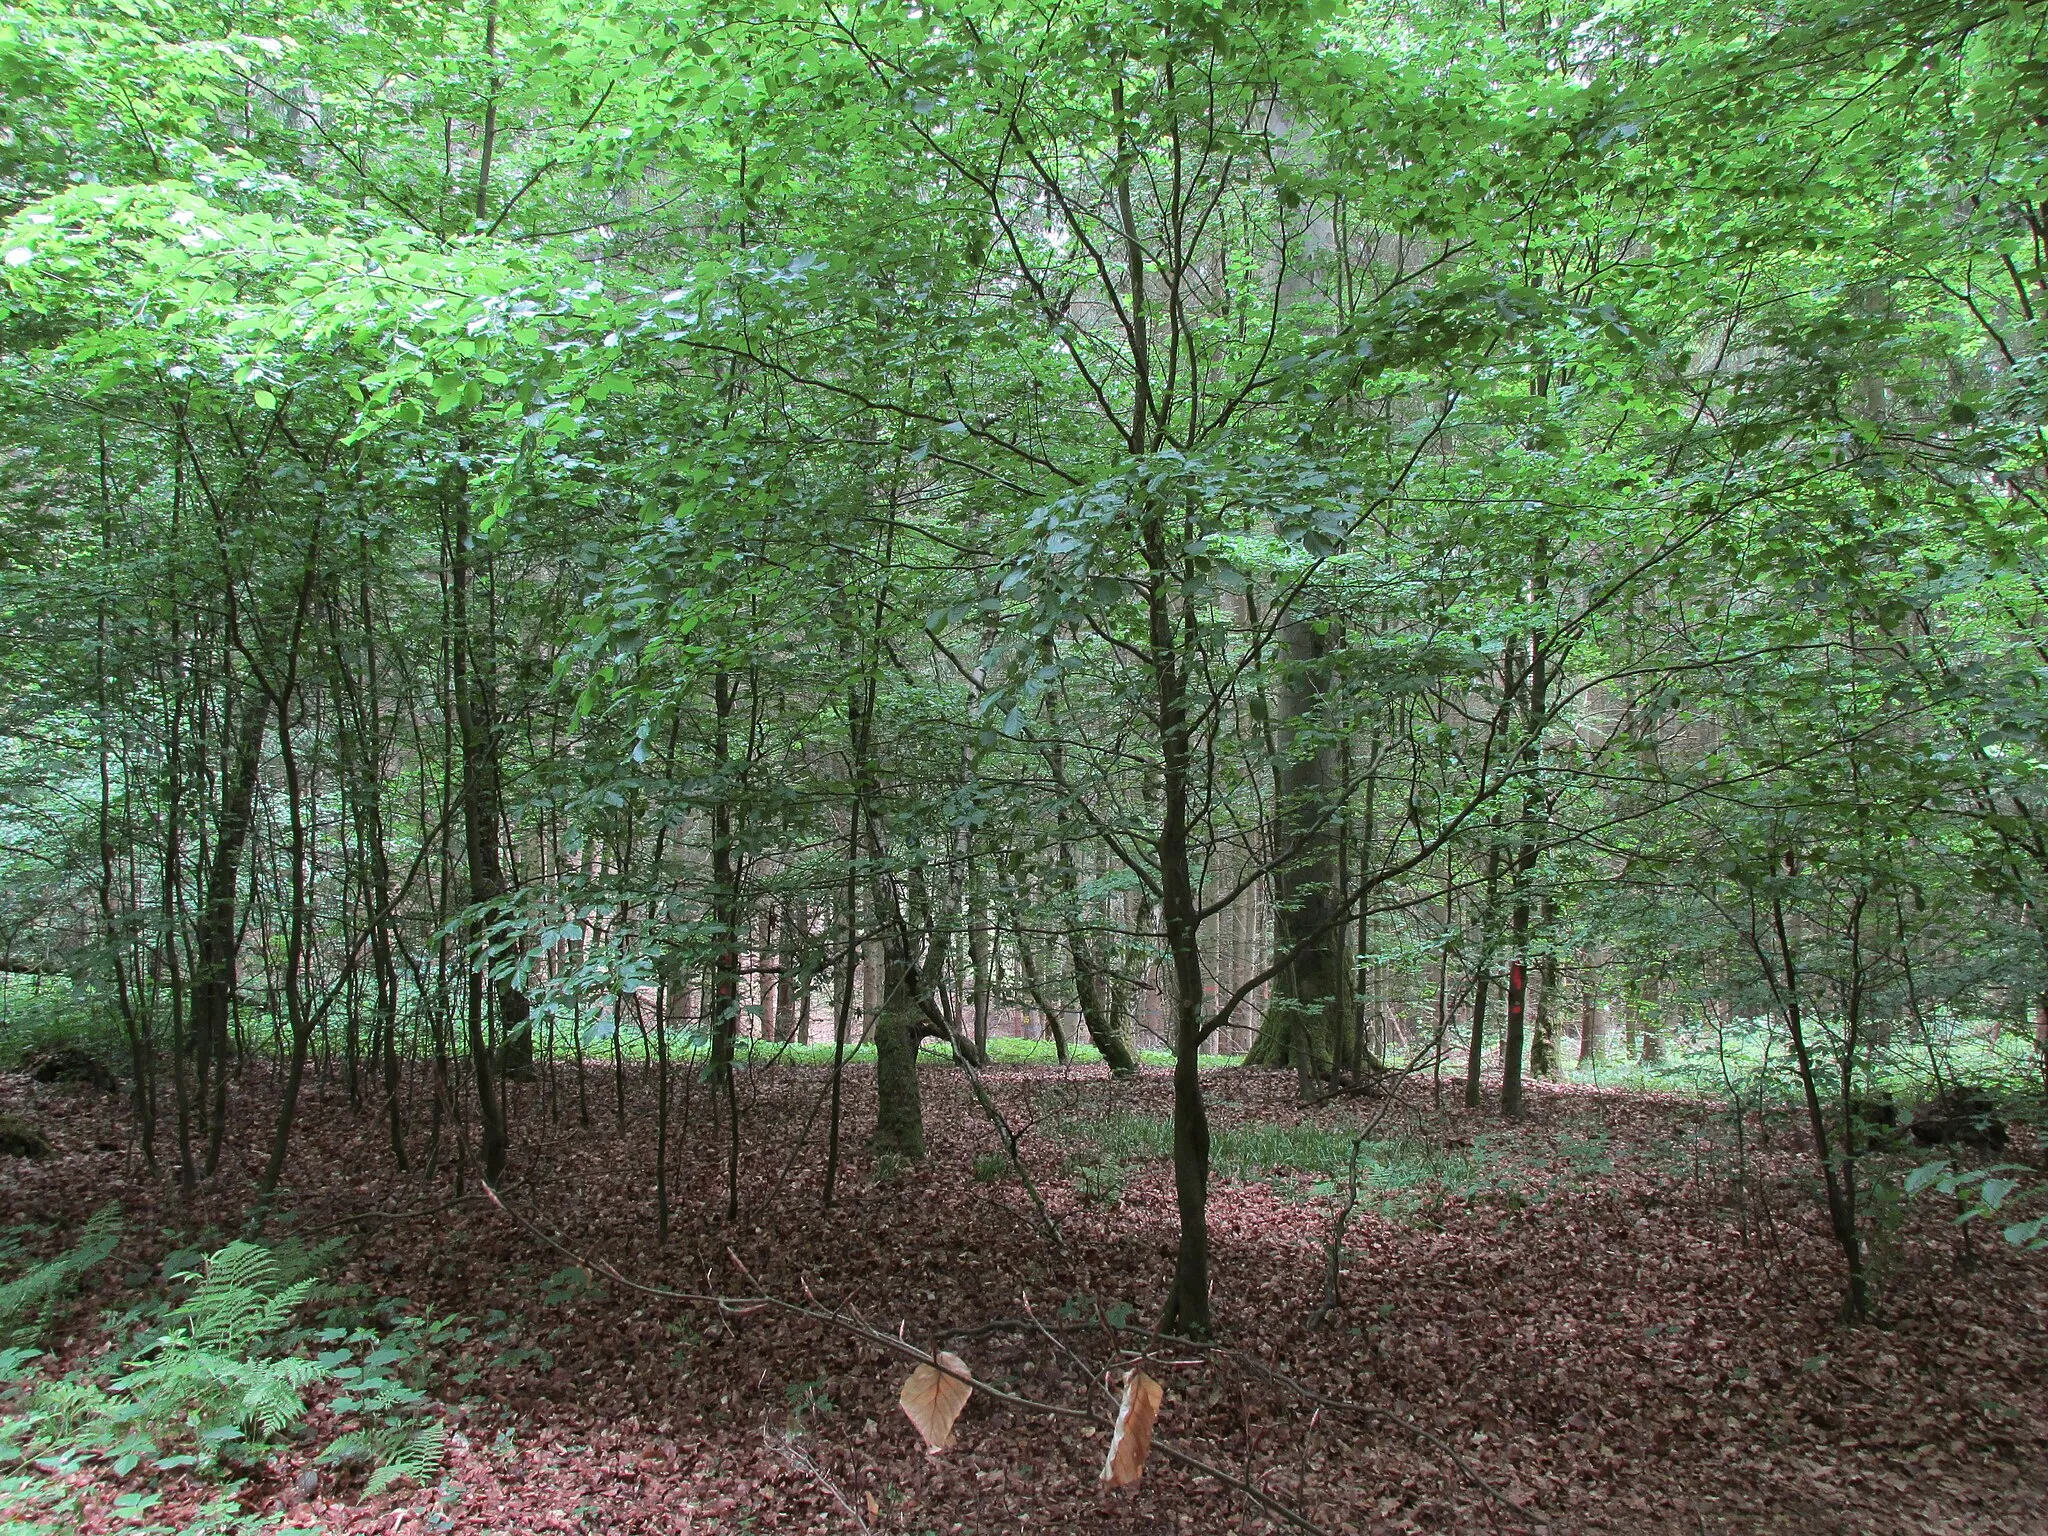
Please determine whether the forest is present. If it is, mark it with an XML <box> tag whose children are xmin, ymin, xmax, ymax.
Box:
<box><xmin>0</xmin><ymin>0</ymin><xmax>2045</xmax><ymax>1530</ymax></box>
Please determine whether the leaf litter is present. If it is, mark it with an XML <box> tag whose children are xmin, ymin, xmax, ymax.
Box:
<box><xmin>1</xmin><ymin>1061</ymin><xmax>2045</xmax><ymax>1534</ymax></box>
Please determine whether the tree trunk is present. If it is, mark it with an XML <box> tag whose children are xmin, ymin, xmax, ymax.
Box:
<box><xmin>1576</xmin><ymin>960</ymin><xmax>1600</xmax><ymax>1066</ymax></box>
<box><xmin>1463</xmin><ymin>837</ymin><xmax>1502</xmax><ymax>1109</ymax></box>
<box><xmin>192</xmin><ymin>689</ymin><xmax>268</xmax><ymax>1178</ymax></box>
<box><xmin>1244</xmin><ymin>614</ymin><xmax>1343</xmax><ymax>1083</ymax></box>
<box><xmin>1142</xmin><ymin>508</ymin><xmax>1211</xmax><ymax>1336</ymax></box>
<box><xmin>1045</xmin><ymin>696</ymin><xmax>1138</xmax><ymax>1076</ymax></box>
<box><xmin>869</xmin><ymin>929</ymin><xmax>926</xmax><ymax>1160</ymax></box>
<box><xmin>340</xmin><ymin>558</ymin><xmax>405</xmax><ymax>1169</ymax></box>
<box><xmin>1639</xmin><ymin>973</ymin><xmax>1666</xmax><ymax>1065</ymax></box>
<box><xmin>449</xmin><ymin>476</ymin><xmax>515</xmax><ymax>1183</ymax></box>
<box><xmin>969</xmin><ymin>870</ymin><xmax>992</xmax><ymax>1060</ymax></box>
<box><xmin>1764</xmin><ymin>880</ymin><xmax>1868</xmax><ymax>1320</ymax></box>
<box><xmin>775</xmin><ymin>894</ymin><xmax>799</xmax><ymax>1042</ymax></box>
<box><xmin>259</xmin><ymin>694</ymin><xmax>316</xmax><ymax>1198</ymax></box>
<box><xmin>1013</xmin><ymin>916</ymin><xmax>1070</xmax><ymax>1063</ymax></box>
<box><xmin>1529</xmin><ymin>899</ymin><xmax>1559</xmax><ymax>1080</ymax></box>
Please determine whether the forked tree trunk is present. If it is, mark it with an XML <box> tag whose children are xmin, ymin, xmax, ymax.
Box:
<box><xmin>449</xmin><ymin>476</ymin><xmax>518</xmax><ymax>1183</ymax></box>
<box><xmin>192</xmin><ymin>689</ymin><xmax>269</xmax><ymax>1178</ymax></box>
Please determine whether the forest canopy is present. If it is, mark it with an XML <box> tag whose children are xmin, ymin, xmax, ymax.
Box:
<box><xmin>1</xmin><ymin>0</ymin><xmax>2046</xmax><ymax>1530</ymax></box>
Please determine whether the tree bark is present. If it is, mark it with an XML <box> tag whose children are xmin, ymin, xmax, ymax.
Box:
<box><xmin>192</xmin><ymin>690</ymin><xmax>268</xmax><ymax>1178</ymax></box>
<box><xmin>1244</xmin><ymin>614</ymin><xmax>1344</xmax><ymax>1084</ymax></box>
<box><xmin>449</xmin><ymin>471</ymin><xmax>519</xmax><ymax>1184</ymax></box>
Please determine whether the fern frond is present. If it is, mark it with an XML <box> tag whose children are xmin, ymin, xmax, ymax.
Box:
<box><xmin>363</xmin><ymin>1421</ymin><xmax>446</xmax><ymax>1495</ymax></box>
<box><xmin>0</xmin><ymin>1204</ymin><xmax>121</xmax><ymax>1337</ymax></box>
<box><xmin>196</xmin><ymin>1242</ymin><xmax>276</xmax><ymax>1298</ymax></box>
<box><xmin>319</xmin><ymin>1430</ymin><xmax>380</xmax><ymax>1468</ymax></box>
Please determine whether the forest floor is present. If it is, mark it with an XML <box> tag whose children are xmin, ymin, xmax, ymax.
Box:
<box><xmin>3</xmin><ymin>1056</ymin><xmax>2046</xmax><ymax>1536</ymax></box>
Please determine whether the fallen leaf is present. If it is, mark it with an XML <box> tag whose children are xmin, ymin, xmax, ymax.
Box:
<box><xmin>1100</xmin><ymin>1367</ymin><xmax>1163</xmax><ymax>1488</ymax></box>
<box><xmin>900</xmin><ymin>1351</ymin><xmax>974</xmax><ymax>1452</ymax></box>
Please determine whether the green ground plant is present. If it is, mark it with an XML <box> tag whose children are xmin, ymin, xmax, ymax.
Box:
<box><xmin>1053</xmin><ymin>1112</ymin><xmax>1527</xmax><ymax>1223</ymax></box>
<box><xmin>0</xmin><ymin>1219</ymin><xmax>448</xmax><ymax>1526</ymax></box>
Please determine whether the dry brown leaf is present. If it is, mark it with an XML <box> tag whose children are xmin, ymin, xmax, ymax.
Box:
<box><xmin>899</xmin><ymin>1350</ymin><xmax>974</xmax><ymax>1452</ymax></box>
<box><xmin>1099</xmin><ymin>1367</ymin><xmax>1163</xmax><ymax>1488</ymax></box>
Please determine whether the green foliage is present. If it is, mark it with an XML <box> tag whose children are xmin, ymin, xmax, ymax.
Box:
<box><xmin>724</xmin><ymin>1036</ymin><xmax>1240</xmax><ymax>1072</ymax></box>
<box><xmin>782</xmin><ymin>1375</ymin><xmax>836</xmax><ymax>1425</ymax></box>
<box><xmin>319</xmin><ymin>1420</ymin><xmax>448</xmax><ymax>1497</ymax></box>
<box><xmin>0</xmin><ymin>0</ymin><xmax>2045</xmax><ymax>1353</ymax></box>
<box><xmin>1067</xmin><ymin>1153</ymin><xmax>1128</xmax><ymax>1208</ymax></box>
<box><xmin>539</xmin><ymin>1266</ymin><xmax>603</xmax><ymax>1308</ymax></box>
<box><xmin>0</xmin><ymin>1204</ymin><xmax>118</xmax><ymax>1345</ymax></box>
<box><xmin>1056</xmin><ymin>1111</ymin><xmax>1540</xmax><ymax>1222</ymax></box>
<box><xmin>101</xmin><ymin>1240</ymin><xmax>327</xmax><ymax>1467</ymax></box>
<box><xmin>1907</xmin><ymin>1160</ymin><xmax>2048</xmax><ymax>1251</ymax></box>
<box><xmin>0</xmin><ymin>985</ymin><xmax>124</xmax><ymax>1072</ymax></box>
<box><xmin>0</xmin><ymin>1233</ymin><xmax>446</xmax><ymax>1500</ymax></box>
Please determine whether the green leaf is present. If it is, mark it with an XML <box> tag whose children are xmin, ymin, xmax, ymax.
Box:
<box><xmin>1904</xmin><ymin>1161</ymin><xmax>1951</xmax><ymax>1196</ymax></box>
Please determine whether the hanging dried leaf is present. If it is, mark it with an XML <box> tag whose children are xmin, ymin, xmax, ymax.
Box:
<box><xmin>899</xmin><ymin>1350</ymin><xmax>974</xmax><ymax>1452</ymax></box>
<box><xmin>1099</xmin><ymin>1367</ymin><xmax>1163</xmax><ymax>1488</ymax></box>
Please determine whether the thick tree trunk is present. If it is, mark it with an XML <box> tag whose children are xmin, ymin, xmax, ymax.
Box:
<box><xmin>1067</xmin><ymin>905</ymin><xmax>1137</xmax><ymax>1074</ymax></box>
<box><xmin>969</xmin><ymin>873</ymin><xmax>992</xmax><ymax>1060</ymax></box>
<box><xmin>823</xmin><ymin>830</ymin><xmax>859</xmax><ymax>1207</ymax></box>
<box><xmin>1528</xmin><ymin>898</ymin><xmax>1560</xmax><ymax>1079</ymax></box>
<box><xmin>1045</xmin><ymin>700</ymin><xmax>1138</xmax><ymax>1076</ymax></box>
<box><xmin>341</xmin><ymin>561</ymin><xmax>406</xmax><ymax>1169</ymax></box>
<box><xmin>775</xmin><ymin>894</ymin><xmax>799</xmax><ymax>1042</ymax></box>
<box><xmin>1145</xmin><ymin>519</ymin><xmax>1211</xmax><ymax>1338</ymax></box>
<box><xmin>869</xmin><ymin>931</ymin><xmax>926</xmax><ymax>1160</ymax></box>
<box><xmin>1500</xmin><ymin>847</ymin><xmax>1539</xmax><ymax>1113</ymax></box>
<box><xmin>1638</xmin><ymin>973</ymin><xmax>1665</xmax><ymax>1065</ymax></box>
<box><xmin>707</xmin><ymin>672</ymin><xmax>744</xmax><ymax>1224</ymax></box>
<box><xmin>1012</xmin><ymin>914</ymin><xmax>1070</xmax><ymax>1063</ymax></box>
<box><xmin>1244</xmin><ymin>614</ymin><xmax>1343</xmax><ymax>1084</ymax></box>
<box><xmin>1156</xmin><ymin>626</ymin><xmax>1211</xmax><ymax>1336</ymax></box>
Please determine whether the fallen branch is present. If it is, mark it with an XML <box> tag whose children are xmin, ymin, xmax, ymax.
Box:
<box><xmin>482</xmin><ymin>1185</ymin><xmax>1332</xmax><ymax>1536</ymax></box>
<box><xmin>764</xmin><ymin>1425</ymin><xmax>871</xmax><ymax>1534</ymax></box>
<box><xmin>930</xmin><ymin>1311</ymin><xmax>1533</xmax><ymax>1525</ymax></box>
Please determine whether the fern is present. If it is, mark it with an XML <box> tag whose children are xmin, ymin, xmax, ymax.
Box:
<box><xmin>2</xmin><ymin>1228</ymin><xmax>449</xmax><ymax>1495</ymax></box>
<box><xmin>113</xmin><ymin>1240</ymin><xmax>325</xmax><ymax>1466</ymax></box>
<box><xmin>323</xmin><ymin>1420</ymin><xmax>447</xmax><ymax>1495</ymax></box>
<box><xmin>0</xmin><ymin>1204</ymin><xmax>120</xmax><ymax>1342</ymax></box>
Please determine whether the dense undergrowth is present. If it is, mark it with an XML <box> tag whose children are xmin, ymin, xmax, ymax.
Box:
<box><xmin>0</xmin><ymin>1212</ymin><xmax>448</xmax><ymax>1536</ymax></box>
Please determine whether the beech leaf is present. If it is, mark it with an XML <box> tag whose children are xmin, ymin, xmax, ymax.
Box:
<box><xmin>1099</xmin><ymin>1366</ymin><xmax>1163</xmax><ymax>1488</ymax></box>
<box><xmin>899</xmin><ymin>1351</ymin><xmax>974</xmax><ymax>1452</ymax></box>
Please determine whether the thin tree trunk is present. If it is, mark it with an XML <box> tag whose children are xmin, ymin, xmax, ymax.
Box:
<box><xmin>193</xmin><ymin>690</ymin><xmax>268</xmax><ymax>1177</ymax></box>
<box><xmin>259</xmin><ymin>693</ymin><xmax>317</xmax><ymax>1199</ymax></box>
<box><xmin>1464</xmin><ymin>837</ymin><xmax>1502</xmax><ymax>1109</ymax></box>
<box><xmin>449</xmin><ymin>472</ymin><xmax>513</xmax><ymax>1184</ymax></box>
<box><xmin>823</xmin><ymin>810</ymin><xmax>860</xmax><ymax>1207</ymax></box>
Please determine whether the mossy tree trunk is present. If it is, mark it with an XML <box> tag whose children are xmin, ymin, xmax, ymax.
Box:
<box><xmin>869</xmin><ymin>937</ymin><xmax>926</xmax><ymax>1160</ymax></box>
<box><xmin>1245</xmin><ymin>615</ymin><xmax>1344</xmax><ymax>1088</ymax></box>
